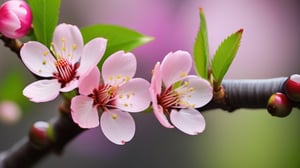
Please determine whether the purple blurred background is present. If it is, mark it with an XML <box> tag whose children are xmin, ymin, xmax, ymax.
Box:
<box><xmin>1</xmin><ymin>0</ymin><xmax>300</xmax><ymax>167</ymax></box>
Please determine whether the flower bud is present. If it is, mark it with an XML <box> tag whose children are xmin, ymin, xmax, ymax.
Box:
<box><xmin>284</xmin><ymin>74</ymin><xmax>300</xmax><ymax>102</ymax></box>
<box><xmin>29</xmin><ymin>121</ymin><xmax>55</xmax><ymax>148</ymax></box>
<box><xmin>0</xmin><ymin>0</ymin><xmax>32</xmax><ymax>38</ymax></box>
<box><xmin>267</xmin><ymin>92</ymin><xmax>292</xmax><ymax>118</ymax></box>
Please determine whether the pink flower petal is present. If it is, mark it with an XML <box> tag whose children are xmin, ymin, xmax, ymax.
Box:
<box><xmin>150</xmin><ymin>62</ymin><xmax>162</xmax><ymax>95</ymax></box>
<box><xmin>115</xmin><ymin>78</ymin><xmax>151</xmax><ymax>112</ymax></box>
<box><xmin>100</xmin><ymin>109</ymin><xmax>135</xmax><ymax>145</ymax></box>
<box><xmin>78</xmin><ymin>67</ymin><xmax>100</xmax><ymax>96</ymax></box>
<box><xmin>176</xmin><ymin>76</ymin><xmax>213</xmax><ymax>108</ymax></box>
<box><xmin>52</xmin><ymin>23</ymin><xmax>83</xmax><ymax>63</ymax></box>
<box><xmin>161</xmin><ymin>50</ymin><xmax>192</xmax><ymax>87</ymax></box>
<box><xmin>149</xmin><ymin>88</ymin><xmax>174</xmax><ymax>128</ymax></box>
<box><xmin>170</xmin><ymin>108</ymin><xmax>206</xmax><ymax>135</ymax></box>
<box><xmin>102</xmin><ymin>51</ymin><xmax>136</xmax><ymax>86</ymax></box>
<box><xmin>77</xmin><ymin>38</ymin><xmax>107</xmax><ymax>76</ymax></box>
<box><xmin>23</xmin><ymin>79</ymin><xmax>60</xmax><ymax>103</ymax></box>
<box><xmin>71</xmin><ymin>96</ymin><xmax>99</xmax><ymax>128</ymax></box>
<box><xmin>20</xmin><ymin>42</ymin><xmax>57</xmax><ymax>77</ymax></box>
<box><xmin>0</xmin><ymin>10</ymin><xmax>20</xmax><ymax>37</ymax></box>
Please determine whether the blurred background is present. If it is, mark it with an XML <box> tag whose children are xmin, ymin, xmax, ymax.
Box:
<box><xmin>1</xmin><ymin>0</ymin><xmax>300</xmax><ymax>167</ymax></box>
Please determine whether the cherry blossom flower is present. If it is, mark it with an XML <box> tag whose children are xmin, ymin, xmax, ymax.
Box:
<box><xmin>20</xmin><ymin>23</ymin><xmax>107</xmax><ymax>103</ymax></box>
<box><xmin>0</xmin><ymin>0</ymin><xmax>32</xmax><ymax>38</ymax></box>
<box><xmin>149</xmin><ymin>50</ymin><xmax>213</xmax><ymax>135</ymax></box>
<box><xmin>71</xmin><ymin>51</ymin><xmax>151</xmax><ymax>145</ymax></box>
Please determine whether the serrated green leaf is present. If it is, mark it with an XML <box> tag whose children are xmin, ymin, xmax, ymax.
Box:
<box><xmin>212</xmin><ymin>29</ymin><xmax>243</xmax><ymax>85</ymax></box>
<box><xmin>28</xmin><ymin>0</ymin><xmax>60</xmax><ymax>46</ymax></box>
<box><xmin>80</xmin><ymin>24</ymin><xmax>153</xmax><ymax>68</ymax></box>
<box><xmin>193</xmin><ymin>8</ymin><xmax>210</xmax><ymax>80</ymax></box>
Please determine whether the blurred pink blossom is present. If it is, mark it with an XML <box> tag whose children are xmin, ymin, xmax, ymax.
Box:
<box><xmin>0</xmin><ymin>100</ymin><xmax>21</xmax><ymax>124</ymax></box>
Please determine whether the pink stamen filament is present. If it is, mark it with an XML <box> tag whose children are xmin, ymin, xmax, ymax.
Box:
<box><xmin>53</xmin><ymin>58</ymin><xmax>78</xmax><ymax>86</ymax></box>
<box><xmin>157</xmin><ymin>86</ymin><xmax>180</xmax><ymax>114</ymax></box>
<box><xmin>92</xmin><ymin>84</ymin><xmax>117</xmax><ymax>111</ymax></box>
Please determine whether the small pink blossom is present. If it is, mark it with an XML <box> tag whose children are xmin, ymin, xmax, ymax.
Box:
<box><xmin>20</xmin><ymin>23</ymin><xmax>107</xmax><ymax>102</ymax></box>
<box><xmin>71</xmin><ymin>51</ymin><xmax>151</xmax><ymax>145</ymax></box>
<box><xmin>149</xmin><ymin>50</ymin><xmax>213</xmax><ymax>135</ymax></box>
<box><xmin>0</xmin><ymin>0</ymin><xmax>32</xmax><ymax>38</ymax></box>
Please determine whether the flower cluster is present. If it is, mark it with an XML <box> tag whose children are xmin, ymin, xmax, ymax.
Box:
<box><xmin>0</xmin><ymin>0</ymin><xmax>32</xmax><ymax>39</ymax></box>
<box><xmin>20</xmin><ymin>23</ymin><xmax>213</xmax><ymax>145</ymax></box>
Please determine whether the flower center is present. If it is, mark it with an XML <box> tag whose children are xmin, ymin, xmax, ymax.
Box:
<box><xmin>157</xmin><ymin>86</ymin><xmax>180</xmax><ymax>114</ymax></box>
<box><xmin>53</xmin><ymin>58</ymin><xmax>78</xmax><ymax>87</ymax></box>
<box><xmin>92</xmin><ymin>84</ymin><xmax>117</xmax><ymax>110</ymax></box>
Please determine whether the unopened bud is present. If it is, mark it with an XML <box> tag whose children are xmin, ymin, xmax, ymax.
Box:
<box><xmin>0</xmin><ymin>0</ymin><xmax>32</xmax><ymax>38</ymax></box>
<box><xmin>284</xmin><ymin>74</ymin><xmax>300</xmax><ymax>102</ymax></box>
<box><xmin>29</xmin><ymin>121</ymin><xmax>55</xmax><ymax>148</ymax></box>
<box><xmin>267</xmin><ymin>92</ymin><xmax>292</xmax><ymax>118</ymax></box>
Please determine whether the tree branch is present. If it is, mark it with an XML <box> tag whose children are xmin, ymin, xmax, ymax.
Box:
<box><xmin>1</xmin><ymin>76</ymin><xmax>298</xmax><ymax>167</ymax></box>
<box><xmin>0</xmin><ymin>101</ymin><xmax>85</xmax><ymax>168</ymax></box>
<box><xmin>198</xmin><ymin>77</ymin><xmax>298</xmax><ymax>112</ymax></box>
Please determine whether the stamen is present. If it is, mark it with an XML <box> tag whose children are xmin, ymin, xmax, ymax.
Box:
<box><xmin>157</xmin><ymin>86</ymin><xmax>180</xmax><ymax>113</ymax></box>
<box><xmin>92</xmin><ymin>84</ymin><xmax>118</xmax><ymax>110</ymax></box>
<box><xmin>54</xmin><ymin>58</ymin><xmax>76</xmax><ymax>85</ymax></box>
<box><xmin>112</xmin><ymin>113</ymin><xmax>117</xmax><ymax>120</ymax></box>
<box><xmin>180</xmin><ymin>72</ymin><xmax>187</xmax><ymax>77</ymax></box>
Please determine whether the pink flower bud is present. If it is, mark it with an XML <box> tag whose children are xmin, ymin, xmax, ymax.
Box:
<box><xmin>0</xmin><ymin>0</ymin><xmax>32</xmax><ymax>38</ymax></box>
<box><xmin>29</xmin><ymin>121</ymin><xmax>55</xmax><ymax>148</ymax></box>
<box><xmin>285</xmin><ymin>74</ymin><xmax>300</xmax><ymax>102</ymax></box>
<box><xmin>267</xmin><ymin>92</ymin><xmax>292</xmax><ymax>118</ymax></box>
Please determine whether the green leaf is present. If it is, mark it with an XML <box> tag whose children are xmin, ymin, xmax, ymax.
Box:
<box><xmin>0</xmin><ymin>71</ymin><xmax>26</xmax><ymax>105</ymax></box>
<box><xmin>211</xmin><ymin>29</ymin><xmax>243</xmax><ymax>85</ymax></box>
<box><xmin>28</xmin><ymin>0</ymin><xmax>61</xmax><ymax>46</ymax></box>
<box><xmin>193</xmin><ymin>8</ymin><xmax>210</xmax><ymax>80</ymax></box>
<box><xmin>80</xmin><ymin>24</ymin><xmax>153</xmax><ymax>68</ymax></box>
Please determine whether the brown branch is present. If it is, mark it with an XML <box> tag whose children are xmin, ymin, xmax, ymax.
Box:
<box><xmin>0</xmin><ymin>35</ymin><xmax>23</xmax><ymax>58</ymax></box>
<box><xmin>0</xmin><ymin>101</ymin><xmax>85</xmax><ymax>168</ymax></box>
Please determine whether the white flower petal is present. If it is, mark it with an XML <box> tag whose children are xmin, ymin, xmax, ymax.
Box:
<box><xmin>20</xmin><ymin>41</ymin><xmax>57</xmax><ymax>77</ymax></box>
<box><xmin>102</xmin><ymin>51</ymin><xmax>136</xmax><ymax>86</ymax></box>
<box><xmin>170</xmin><ymin>108</ymin><xmax>205</xmax><ymax>135</ymax></box>
<box><xmin>60</xmin><ymin>79</ymin><xmax>78</xmax><ymax>92</ymax></box>
<box><xmin>23</xmin><ymin>79</ymin><xmax>60</xmax><ymax>103</ymax></box>
<box><xmin>115</xmin><ymin>78</ymin><xmax>151</xmax><ymax>112</ymax></box>
<box><xmin>176</xmin><ymin>76</ymin><xmax>212</xmax><ymax>108</ymax></box>
<box><xmin>100</xmin><ymin>109</ymin><xmax>135</xmax><ymax>145</ymax></box>
<box><xmin>161</xmin><ymin>50</ymin><xmax>192</xmax><ymax>87</ymax></box>
<box><xmin>77</xmin><ymin>38</ymin><xmax>107</xmax><ymax>76</ymax></box>
<box><xmin>71</xmin><ymin>96</ymin><xmax>99</xmax><ymax>128</ymax></box>
<box><xmin>52</xmin><ymin>23</ymin><xmax>83</xmax><ymax>63</ymax></box>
